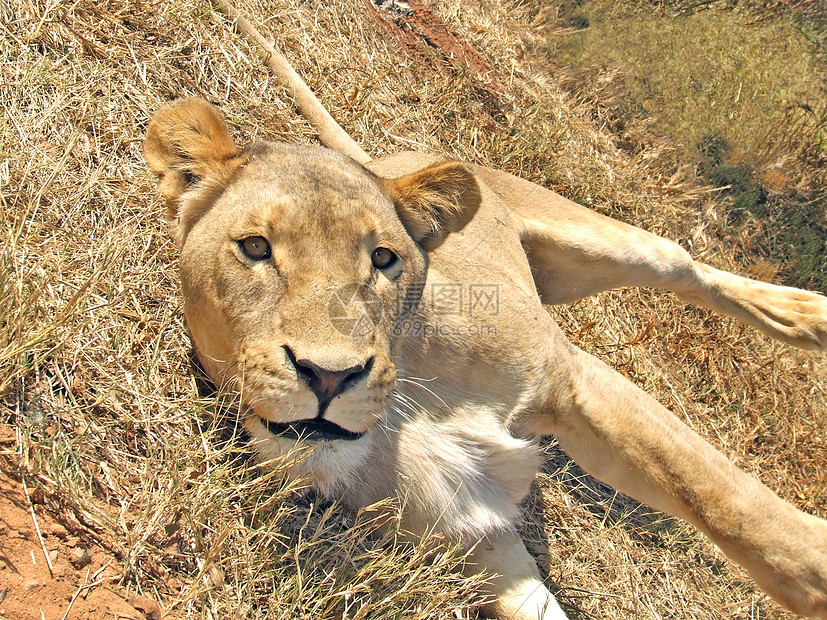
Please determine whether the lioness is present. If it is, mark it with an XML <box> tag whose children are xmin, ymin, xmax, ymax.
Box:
<box><xmin>145</xmin><ymin>98</ymin><xmax>827</xmax><ymax>619</ymax></box>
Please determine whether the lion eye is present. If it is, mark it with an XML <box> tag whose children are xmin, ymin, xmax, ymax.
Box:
<box><xmin>371</xmin><ymin>247</ymin><xmax>397</xmax><ymax>270</ymax></box>
<box><xmin>240</xmin><ymin>236</ymin><xmax>271</xmax><ymax>260</ymax></box>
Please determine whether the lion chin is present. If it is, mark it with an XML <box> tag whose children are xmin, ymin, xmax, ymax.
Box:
<box><xmin>243</xmin><ymin>410</ymin><xmax>374</xmax><ymax>497</ymax></box>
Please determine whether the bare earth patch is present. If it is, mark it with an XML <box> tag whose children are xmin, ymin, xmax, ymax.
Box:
<box><xmin>367</xmin><ymin>0</ymin><xmax>505</xmax><ymax>93</ymax></box>
<box><xmin>0</xmin><ymin>426</ymin><xmax>160</xmax><ymax>620</ymax></box>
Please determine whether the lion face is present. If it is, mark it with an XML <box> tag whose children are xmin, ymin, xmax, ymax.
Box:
<box><xmin>144</xmin><ymin>99</ymin><xmax>480</xmax><ymax>486</ymax></box>
<box><xmin>181</xmin><ymin>144</ymin><xmax>426</xmax><ymax>441</ymax></box>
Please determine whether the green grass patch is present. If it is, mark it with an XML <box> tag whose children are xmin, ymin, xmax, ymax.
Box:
<box><xmin>547</xmin><ymin>1</ymin><xmax>825</xmax><ymax>167</ymax></box>
<box><xmin>545</xmin><ymin>0</ymin><xmax>827</xmax><ymax>290</ymax></box>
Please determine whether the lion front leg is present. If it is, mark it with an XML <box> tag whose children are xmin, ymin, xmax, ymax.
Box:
<box><xmin>522</xmin><ymin>341</ymin><xmax>827</xmax><ymax>618</ymax></box>
<box><xmin>466</xmin><ymin>529</ymin><xmax>568</xmax><ymax>620</ymax></box>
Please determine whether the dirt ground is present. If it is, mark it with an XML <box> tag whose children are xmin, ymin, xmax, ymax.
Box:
<box><xmin>0</xmin><ymin>426</ymin><xmax>161</xmax><ymax>620</ymax></box>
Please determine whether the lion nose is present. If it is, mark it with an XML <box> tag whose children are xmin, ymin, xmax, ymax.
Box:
<box><xmin>283</xmin><ymin>346</ymin><xmax>372</xmax><ymax>404</ymax></box>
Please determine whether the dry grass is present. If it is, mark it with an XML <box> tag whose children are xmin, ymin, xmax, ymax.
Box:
<box><xmin>1</xmin><ymin>0</ymin><xmax>825</xmax><ymax>618</ymax></box>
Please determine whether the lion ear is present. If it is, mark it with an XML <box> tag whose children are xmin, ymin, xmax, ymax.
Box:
<box><xmin>384</xmin><ymin>162</ymin><xmax>482</xmax><ymax>248</ymax></box>
<box><xmin>144</xmin><ymin>98</ymin><xmax>243</xmax><ymax>242</ymax></box>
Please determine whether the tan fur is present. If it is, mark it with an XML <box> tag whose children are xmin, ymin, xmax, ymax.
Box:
<box><xmin>145</xmin><ymin>99</ymin><xmax>827</xmax><ymax>620</ymax></box>
<box><xmin>144</xmin><ymin>98</ymin><xmax>245</xmax><ymax>244</ymax></box>
<box><xmin>383</xmin><ymin>161</ymin><xmax>482</xmax><ymax>245</ymax></box>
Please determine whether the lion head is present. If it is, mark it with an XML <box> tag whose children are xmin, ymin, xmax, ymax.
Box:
<box><xmin>144</xmin><ymin>99</ymin><xmax>481</xmax><ymax>490</ymax></box>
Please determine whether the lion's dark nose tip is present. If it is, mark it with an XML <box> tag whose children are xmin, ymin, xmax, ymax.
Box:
<box><xmin>283</xmin><ymin>346</ymin><xmax>372</xmax><ymax>403</ymax></box>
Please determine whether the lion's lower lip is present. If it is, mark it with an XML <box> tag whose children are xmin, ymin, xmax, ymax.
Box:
<box><xmin>260</xmin><ymin>417</ymin><xmax>366</xmax><ymax>441</ymax></box>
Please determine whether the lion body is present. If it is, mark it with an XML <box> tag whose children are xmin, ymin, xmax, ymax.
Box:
<box><xmin>145</xmin><ymin>99</ymin><xmax>827</xmax><ymax>619</ymax></box>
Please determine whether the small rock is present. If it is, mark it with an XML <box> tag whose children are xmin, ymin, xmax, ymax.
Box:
<box><xmin>0</xmin><ymin>585</ymin><xmax>7</xmax><ymax>604</ymax></box>
<box><xmin>129</xmin><ymin>593</ymin><xmax>163</xmax><ymax>620</ymax></box>
<box><xmin>49</xmin><ymin>549</ymin><xmax>59</xmax><ymax>564</ymax></box>
<box><xmin>207</xmin><ymin>566</ymin><xmax>224</xmax><ymax>587</ymax></box>
<box><xmin>70</xmin><ymin>547</ymin><xmax>92</xmax><ymax>568</ymax></box>
<box><xmin>24</xmin><ymin>580</ymin><xmax>41</xmax><ymax>591</ymax></box>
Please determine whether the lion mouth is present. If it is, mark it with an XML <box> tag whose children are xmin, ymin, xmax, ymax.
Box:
<box><xmin>259</xmin><ymin>416</ymin><xmax>366</xmax><ymax>442</ymax></box>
